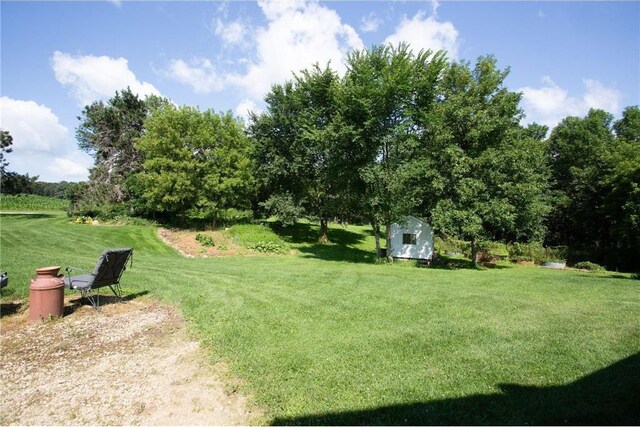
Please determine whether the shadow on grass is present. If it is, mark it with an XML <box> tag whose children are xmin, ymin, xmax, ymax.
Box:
<box><xmin>274</xmin><ymin>222</ymin><xmax>366</xmax><ymax>247</ymax></box>
<box><xmin>430</xmin><ymin>256</ymin><xmax>512</xmax><ymax>270</ymax></box>
<box><xmin>65</xmin><ymin>290</ymin><xmax>150</xmax><ymax>314</ymax></box>
<box><xmin>274</xmin><ymin>222</ymin><xmax>375</xmax><ymax>264</ymax></box>
<box><xmin>600</xmin><ymin>273</ymin><xmax>640</xmax><ymax>281</ymax></box>
<box><xmin>297</xmin><ymin>245</ymin><xmax>377</xmax><ymax>264</ymax></box>
<box><xmin>272</xmin><ymin>352</ymin><xmax>640</xmax><ymax>426</ymax></box>
<box><xmin>0</xmin><ymin>213</ymin><xmax>58</xmax><ymax>219</ymax></box>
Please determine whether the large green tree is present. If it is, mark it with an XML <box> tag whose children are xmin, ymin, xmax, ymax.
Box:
<box><xmin>129</xmin><ymin>106</ymin><xmax>254</xmax><ymax>224</ymax></box>
<box><xmin>424</xmin><ymin>56</ymin><xmax>550</xmax><ymax>266</ymax></box>
<box><xmin>76</xmin><ymin>88</ymin><xmax>169</xmax><ymax>205</ymax></box>
<box><xmin>548</xmin><ymin>107</ymin><xmax>640</xmax><ymax>270</ymax></box>
<box><xmin>340</xmin><ymin>44</ymin><xmax>446</xmax><ymax>257</ymax></box>
<box><xmin>251</xmin><ymin>64</ymin><xmax>344</xmax><ymax>243</ymax></box>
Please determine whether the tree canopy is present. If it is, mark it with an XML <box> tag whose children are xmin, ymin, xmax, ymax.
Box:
<box><xmin>129</xmin><ymin>105</ymin><xmax>255</xmax><ymax>225</ymax></box>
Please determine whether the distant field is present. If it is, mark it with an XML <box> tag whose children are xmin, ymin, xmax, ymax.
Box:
<box><xmin>0</xmin><ymin>194</ymin><xmax>69</xmax><ymax>212</ymax></box>
<box><xmin>1</xmin><ymin>212</ymin><xmax>638</xmax><ymax>425</ymax></box>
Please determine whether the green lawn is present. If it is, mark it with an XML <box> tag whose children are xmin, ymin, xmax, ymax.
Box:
<box><xmin>1</xmin><ymin>211</ymin><xmax>639</xmax><ymax>425</ymax></box>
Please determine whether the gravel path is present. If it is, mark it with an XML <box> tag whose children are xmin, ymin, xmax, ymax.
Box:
<box><xmin>0</xmin><ymin>298</ymin><xmax>256</xmax><ymax>425</ymax></box>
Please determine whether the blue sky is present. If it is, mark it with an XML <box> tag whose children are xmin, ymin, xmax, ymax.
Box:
<box><xmin>1</xmin><ymin>0</ymin><xmax>639</xmax><ymax>182</ymax></box>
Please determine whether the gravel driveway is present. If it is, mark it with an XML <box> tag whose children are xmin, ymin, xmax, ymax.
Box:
<box><xmin>0</xmin><ymin>298</ymin><xmax>256</xmax><ymax>425</ymax></box>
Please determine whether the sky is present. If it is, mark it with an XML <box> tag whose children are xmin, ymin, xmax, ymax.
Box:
<box><xmin>1</xmin><ymin>0</ymin><xmax>639</xmax><ymax>182</ymax></box>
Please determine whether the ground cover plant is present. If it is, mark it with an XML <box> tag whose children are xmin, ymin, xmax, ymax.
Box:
<box><xmin>1</xmin><ymin>211</ymin><xmax>639</xmax><ymax>425</ymax></box>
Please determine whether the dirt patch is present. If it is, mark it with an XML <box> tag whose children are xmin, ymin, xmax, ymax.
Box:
<box><xmin>157</xmin><ymin>228</ymin><xmax>250</xmax><ymax>258</ymax></box>
<box><xmin>0</xmin><ymin>298</ymin><xmax>260</xmax><ymax>425</ymax></box>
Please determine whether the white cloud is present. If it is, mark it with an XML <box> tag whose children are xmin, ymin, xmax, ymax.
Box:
<box><xmin>384</xmin><ymin>11</ymin><xmax>459</xmax><ymax>59</ymax></box>
<box><xmin>51</xmin><ymin>51</ymin><xmax>160</xmax><ymax>106</ymax></box>
<box><xmin>0</xmin><ymin>97</ymin><xmax>68</xmax><ymax>152</ymax></box>
<box><xmin>47</xmin><ymin>157</ymin><xmax>90</xmax><ymax>179</ymax></box>
<box><xmin>430</xmin><ymin>0</ymin><xmax>441</xmax><ymax>17</ymax></box>
<box><xmin>520</xmin><ymin>76</ymin><xmax>622</xmax><ymax>129</ymax></box>
<box><xmin>234</xmin><ymin>98</ymin><xmax>261</xmax><ymax>124</ymax></box>
<box><xmin>165</xmin><ymin>0</ymin><xmax>363</xmax><ymax>102</ymax></box>
<box><xmin>164</xmin><ymin>58</ymin><xmax>225</xmax><ymax>94</ymax></box>
<box><xmin>0</xmin><ymin>96</ymin><xmax>91</xmax><ymax>181</ymax></box>
<box><xmin>214</xmin><ymin>18</ymin><xmax>249</xmax><ymax>46</ymax></box>
<box><xmin>228</xmin><ymin>0</ymin><xmax>364</xmax><ymax>100</ymax></box>
<box><xmin>360</xmin><ymin>12</ymin><xmax>382</xmax><ymax>33</ymax></box>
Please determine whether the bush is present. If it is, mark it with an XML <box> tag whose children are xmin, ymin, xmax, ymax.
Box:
<box><xmin>260</xmin><ymin>194</ymin><xmax>303</xmax><ymax>227</ymax></box>
<box><xmin>508</xmin><ymin>242</ymin><xmax>546</xmax><ymax>263</ymax></box>
<box><xmin>477</xmin><ymin>241</ymin><xmax>509</xmax><ymax>261</ymax></box>
<box><xmin>435</xmin><ymin>237</ymin><xmax>467</xmax><ymax>254</ymax></box>
<box><xmin>249</xmin><ymin>241</ymin><xmax>288</xmax><ymax>254</ymax></box>
<box><xmin>195</xmin><ymin>233</ymin><xmax>215</xmax><ymax>247</ymax></box>
<box><xmin>215</xmin><ymin>208</ymin><xmax>253</xmax><ymax>226</ymax></box>
<box><xmin>73</xmin><ymin>215</ymin><xmax>93</xmax><ymax>224</ymax></box>
<box><xmin>573</xmin><ymin>261</ymin><xmax>606</xmax><ymax>272</ymax></box>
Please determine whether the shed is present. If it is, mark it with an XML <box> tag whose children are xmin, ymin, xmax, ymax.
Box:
<box><xmin>389</xmin><ymin>216</ymin><xmax>434</xmax><ymax>261</ymax></box>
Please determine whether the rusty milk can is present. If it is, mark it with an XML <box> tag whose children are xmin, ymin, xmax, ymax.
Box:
<box><xmin>29</xmin><ymin>266</ymin><xmax>65</xmax><ymax>322</ymax></box>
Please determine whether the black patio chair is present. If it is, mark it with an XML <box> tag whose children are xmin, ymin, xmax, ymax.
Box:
<box><xmin>0</xmin><ymin>272</ymin><xmax>8</xmax><ymax>293</ymax></box>
<box><xmin>64</xmin><ymin>248</ymin><xmax>133</xmax><ymax>309</ymax></box>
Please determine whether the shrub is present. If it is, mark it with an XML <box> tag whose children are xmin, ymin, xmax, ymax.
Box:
<box><xmin>73</xmin><ymin>215</ymin><xmax>93</xmax><ymax>224</ymax></box>
<box><xmin>215</xmin><ymin>208</ymin><xmax>253</xmax><ymax>225</ymax></box>
<box><xmin>508</xmin><ymin>242</ymin><xmax>546</xmax><ymax>263</ymax></box>
<box><xmin>195</xmin><ymin>233</ymin><xmax>215</xmax><ymax>247</ymax></box>
<box><xmin>477</xmin><ymin>241</ymin><xmax>509</xmax><ymax>262</ymax></box>
<box><xmin>540</xmin><ymin>246</ymin><xmax>568</xmax><ymax>264</ymax></box>
<box><xmin>573</xmin><ymin>261</ymin><xmax>606</xmax><ymax>272</ymax></box>
<box><xmin>249</xmin><ymin>241</ymin><xmax>288</xmax><ymax>254</ymax></box>
<box><xmin>435</xmin><ymin>237</ymin><xmax>467</xmax><ymax>254</ymax></box>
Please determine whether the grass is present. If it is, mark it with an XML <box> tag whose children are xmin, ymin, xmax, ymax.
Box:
<box><xmin>1</xmin><ymin>212</ymin><xmax>639</xmax><ymax>425</ymax></box>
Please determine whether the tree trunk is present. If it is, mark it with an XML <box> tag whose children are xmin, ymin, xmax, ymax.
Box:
<box><xmin>385</xmin><ymin>218</ymin><xmax>393</xmax><ymax>263</ymax></box>
<box><xmin>471</xmin><ymin>236</ymin><xmax>478</xmax><ymax>268</ymax></box>
<box><xmin>318</xmin><ymin>217</ymin><xmax>330</xmax><ymax>244</ymax></box>
<box><xmin>371</xmin><ymin>221</ymin><xmax>382</xmax><ymax>257</ymax></box>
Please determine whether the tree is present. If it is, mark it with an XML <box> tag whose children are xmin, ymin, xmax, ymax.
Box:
<box><xmin>340</xmin><ymin>44</ymin><xmax>446</xmax><ymax>257</ymax></box>
<box><xmin>251</xmin><ymin>64</ymin><xmax>344</xmax><ymax>243</ymax></box>
<box><xmin>614</xmin><ymin>106</ymin><xmax>640</xmax><ymax>143</ymax></box>
<box><xmin>547</xmin><ymin>109</ymin><xmax>615</xmax><ymax>252</ymax></box>
<box><xmin>76</xmin><ymin>88</ymin><xmax>168</xmax><ymax>205</ymax></box>
<box><xmin>1</xmin><ymin>129</ymin><xmax>13</xmax><ymax>176</ymax></box>
<box><xmin>0</xmin><ymin>129</ymin><xmax>39</xmax><ymax>195</ymax></box>
<box><xmin>129</xmin><ymin>106</ymin><xmax>255</xmax><ymax>225</ymax></box>
<box><xmin>424</xmin><ymin>56</ymin><xmax>550</xmax><ymax>266</ymax></box>
<box><xmin>548</xmin><ymin>107</ymin><xmax>640</xmax><ymax>270</ymax></box>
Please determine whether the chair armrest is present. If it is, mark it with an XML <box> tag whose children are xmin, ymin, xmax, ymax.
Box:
<box><xmin>65</xmin><ymin>266</ymin><xmax>89</xmax><ymax>276</ymax></box>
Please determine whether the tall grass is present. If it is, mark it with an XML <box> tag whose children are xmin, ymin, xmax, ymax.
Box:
<box><xmin>1</xmin><ymin>212</ymin><xmax>638</xmax><ymax>425</ymax></box>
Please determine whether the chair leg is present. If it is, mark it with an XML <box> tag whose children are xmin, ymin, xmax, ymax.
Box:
<box><xmin>108</xmin><ymin>283</ymin><xmax>123</xmax><ymax>302</ymax></box>
<box><xmin>80</xmin><ymin>289</ymin><xmax>100</xmax><ymax>310</ymax></box>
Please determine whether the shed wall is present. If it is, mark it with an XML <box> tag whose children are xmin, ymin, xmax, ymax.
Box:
<box><xmin>389</xmin><ymin>216</ymin><xmax>434</xmax><ymax>260</ymax></box>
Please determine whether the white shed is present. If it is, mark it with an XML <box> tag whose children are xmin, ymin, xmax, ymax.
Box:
<box><xmin>389</xmin><ymin>216</ymin><xmax>434</xmax><ymax>261</ymax></box>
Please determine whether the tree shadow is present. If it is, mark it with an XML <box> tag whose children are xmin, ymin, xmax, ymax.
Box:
<box><xmin>0</xmin><ymin>213</ymin><xmax>57</xmax><ymax>219</ymax></box>
<box><xmin>272</xmin><ymin>352</ymin><xmax>640</xmax><ymax>425</ymax></box>
<box><xmin>274</xmin><ymin>222</ymin><xmax>366</xmax><ymax>247</ymax></box>
<box><xmin>273</xmin><ymin>222</ymin><xmax>375</xmax><ymax>264</ymax></box>
<box><xmin>430</xmin><ymin>256</ymin><xmax>511</xmax><ymax>270</ymax></box>
<box><xmin>297</xmin><ymin>244</ymin><xmax>377</xmax><ymax>264</ymax></box>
